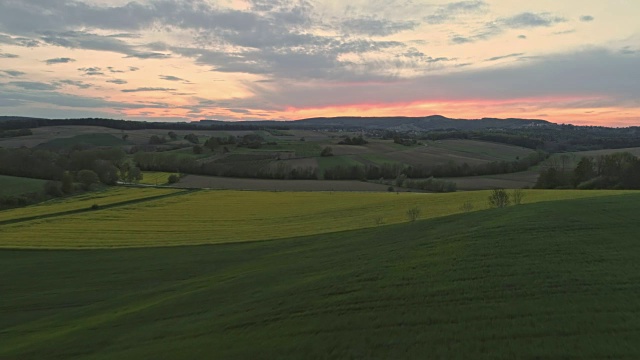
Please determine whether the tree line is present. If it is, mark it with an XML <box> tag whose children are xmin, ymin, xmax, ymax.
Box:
<box><xmin>535</xmin><ymin>152</ymin><xmax>640</xmax><ymax>189</ymax></box>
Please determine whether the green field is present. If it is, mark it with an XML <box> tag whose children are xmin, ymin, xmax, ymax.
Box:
<box><xmin>37</xmin><ymin>133</ymin><xmax>127</xmax><ymax>149</ymax></box>
<box><xmin>0</xmin><ymin>188</ymin><xmax>635</xmax><ymax>249</ymax></box>
<box><xmin>139</xmin><ymin>171</ymin><xmax>178</xmax><ymax>186</ymax></box>
<box><xmin>0</xmin><ymin>187</ymin><xmax>182</xmax><ymax>223</ymax></box>
<box><xmin>1</xmin><ymin>194</ymin><xmax>639</xmax><ymax>359</ymax></box>
<box><xmin>0</xmin><ymin>175</ymin><xmax>46</xmax><ymax>196</ymax></box>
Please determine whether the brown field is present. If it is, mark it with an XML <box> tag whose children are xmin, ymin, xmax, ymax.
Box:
<box><xmin>0</xmin><ymin>126</ymin><xmax>122</xmax><ymax>148</ymax></box>
<box><xmin>442</xmin><ymin>171</ymin><xmax>539</xmax><ymax>190</ymax></box>
<box><xmin>177</xmin><ymin>174</ymin><xmax>408</xmax><ymax>192</ymax></box>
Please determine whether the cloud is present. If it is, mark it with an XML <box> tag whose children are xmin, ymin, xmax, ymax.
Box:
<box><xmin>1</xmin><ymin>70</ymin><xmax>26</xmax><ymax>77</ymax></box>
<box><xmin>580</xmin><ymin>15</ymin><xmax>595</xmax><ymax>22</ymax></box>
<box><xmin>242</xmin><ymin>48</ymin><xmax>640</xmax><ymax>112</ymax></box>
<box><xmin>57</xmin><ymin>79</ymin><xmax>92</xmax><ymax>89</ymax></box>
<box><xmin>107</xmin><ymin>79</ymin><xmax>128</xmax><ymax>85</ymax></box>
<box><xmin>341</xmin><ymin>18</ymin><xmax>417</xmax><ymax>36</ymax></box>
<box><xmin>121</xmin><ymin>87</ymin><xmax>176</xmax><ymax>93</ymax></box>
<box><xmin>500</xmin><ymin>12</ymin><xmax>566</xmax><ymax>28</ymax></box>
<box><xmin>485</xmin><ymin>53</ymin><xmax>525</xmax><ymax>62</ymax></box>
<box><xmin>518</xmin><ymin>34</ymin><xmax>527</xmax><ymax>39</ymax></box>
<box><xmin>159</xmin><ymin>75</ymin><xmax>187</xmax><ymax>82</ymax></box>
<box><xmin>7</xmin><ymin>81</ymin><xmax>59</xmax><ymax>91</ymax></box>
<box><xmin>125</xmin><ymin>52</ymin><xmax>170</xmax><ymax>59</ymax></box>
<box><xmin>0</xmin><ymin>34</ymin><xmax>41</xmax><ymax>47</ymax></box>
<box><xmin>78</xmin><ymin>67</ymin><xmax>105</xmax><ymax>76</ymax></box>
<box><xmin>425</xmin><ymin>1</ymin><xmax>489</xmax><ymax>24</ymax></box>
<box><xmin>45</xmin><ymin>57</ymin><xmax>76</xmax><ymax>65</ymax></box>
<box><xmin>0</xmin><ymin>52</ymin><xmax>19</xmax><ymax>58</ymax></box>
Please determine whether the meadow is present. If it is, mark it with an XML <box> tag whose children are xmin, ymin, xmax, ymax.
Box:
<box><xmin>1</xmin><ymin>194</ymin><xmax>639</xmax><ymax>359</ymax></box>
<box><xmin>0</xmin><ymin>188</ymin><xmax>635</xmax><ymax>248</ymax></box>
<box><xmin>0</xmin><ymin>187</ymin><xmax>182</xmax><ymax>223</ymax></box>
<box><xmin>0</xmin><ymin>175</ymin><xmax>47</xmax><ymax>196</ymax></box>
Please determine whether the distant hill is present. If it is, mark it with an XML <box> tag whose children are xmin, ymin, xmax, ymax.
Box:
<box><xmin>198</xmin><ymin>115</ymin><xmax>552</xmax><ymax>131</ymax></box>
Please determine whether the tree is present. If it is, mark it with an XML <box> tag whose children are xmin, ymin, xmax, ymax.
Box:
<box><xmin>127</xmin><ymin>166</ymin><xmax>143</xmax><ymax>184</ymax></box>
<box><xmin>61</xmin><ymin>172</ymin><xmax>74</xmax><ymax>194</ymax></box>
<box><xmin>488</xmin><ymin>188</ymin><xmax>510</xmax><ymax>208</ymax></box>
<box><xmin>193</xmin><ymin>145</ymin><xmax>203</xmax><ymax>154</ymax></box>
<box><xmin>168</xmin><ymin>174</ymin><xmax>180</xmax><ymax>184</ymax></box>
<box><xmin>320</xmin><ymin>146</ymin><xmax>333</xmax><ymax>157</ymax></box>
<box><xmin>184</xmin><ymin>133</ymin><xmax>199</xmax><ymax>144</ymax></box>
<box><xmin>511</xmin><ymin>189</ymin><xmax>524</xmax><ymax>205</ymax></box>
<box><xmin>406</xmin><ymin>207</ymin><xmax>421</xmax><ymax>222</ymax></box>
<box><xmin>168</xmin><ymin>131</ymin><xmax>178</xmax><ymax>140</ymax></box>
<box><xmin>77</xmin><ymin>169</ymin><xmax>100</xmax><ymax>190</ymax></box>
<box><xmin>43</xmin><ymin>181</ymin><xmax>63</xmax><ymax>197</ymax></box>
<box><xmin>149</xmin><ymin>135</ymin><xmax>166</xmax><ymax>145</ymax></box>
<box><xmin>573</xmin><ymin>157</ymin><xmax>595</xmax><ymax>187</ymax></box>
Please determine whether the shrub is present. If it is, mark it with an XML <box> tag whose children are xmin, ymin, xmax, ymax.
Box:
<box><xmin>512</xmin><ymin>189</ymin><xmax>525</xmax><ymax>205</ymax></box>
<box><xmin>460</xmin><ymin>201</ymin><xmax>474</xmax><ymax>212</ymax></box>
<box><xmin>406</xmin><ymin>207</ymin><xmax>421</xmax><ymax>222</ymax></box>
<box><xmin>488</xmin><ymin>188</ymin><xmax>510</xmax><ymax>208</ymax></box>
<box><xmin>167</xmin><ymin>174</ymin><xmax>180</xmax><ymax>184</ymax></box>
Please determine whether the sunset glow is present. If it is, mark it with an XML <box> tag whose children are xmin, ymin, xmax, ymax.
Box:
<box><xmin>1</xmin><ymin>0</ymin><xmax>639</xmax><ymax>126</ymax></box>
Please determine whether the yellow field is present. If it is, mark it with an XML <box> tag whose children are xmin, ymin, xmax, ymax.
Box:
<box><xmin>0</xmin><ymin>189</ymin><xmax>635</xmax><ymax>249</ymax></box>
<box><xmin>0</xmin><ymin>187</ymin><xmax>181</xmax><ymax>222</ymax></box>
<box><xmin>139</xmin><ymin>171</ymin><xmax>178</xmax><ymax>185</ymax></box>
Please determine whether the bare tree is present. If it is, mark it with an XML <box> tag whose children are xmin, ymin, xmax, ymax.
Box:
<box><xmin>488</xmin><ymin>188</ymin><xmax>510</xmax><ymax>208</ymax></box>
<box><xmin>460</xmin><ymin>201</ymin><xmax>474</xmax><ymax>212</ymax></box>
<box><xmin>406</xmin><ymin>207</ymin><xmax>421</xmax><ymax>222</ymax></box>
<box><xmin>512</xmin><ymin>189</ymin><xmax>525</xmax><ymax>205</ymax></box>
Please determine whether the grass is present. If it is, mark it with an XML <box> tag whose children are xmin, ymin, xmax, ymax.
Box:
<box><xmin>0</xmin><ymin>175</ymin><xmax>47</xmax><ymax>196</ymax></box>
<box><xmin>0</xmin><ymin>189</ymin><xmax>636</xmax><ymax>249</ymax></box>
<box><xmin>0</xmin><ymin>187</ymin><xmax>181</xmax><ymax>223</ymax></box>
<box><xmin>317</xmin><ymin>155</ymin><xmax>364</xmax><ymax>175</ymax></box>
<box><xmin>139</xmin><ymin>171</ymin><xmax>178</xmax><ymax>186</ymax></box>
<box><xmin>1</xmin><ymin>194</ymin><xmax>639</xmax><ymax>359</ymax></box>
<box><xmin>37</xmin><ymin>133</ymin><xmax>126</xmax><ymax>149</ymax></box>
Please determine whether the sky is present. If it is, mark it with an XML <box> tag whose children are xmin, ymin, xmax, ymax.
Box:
<box><xmin>0</xmin><ymin>0</ymin><xmax>639</xmax><ymax>126</ymax></box>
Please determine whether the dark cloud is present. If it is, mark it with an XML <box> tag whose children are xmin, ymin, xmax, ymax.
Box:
<box><xmin>78</xmin><ymin>67</ymin><xmax>105</xmax><ymax>76</ymax></box>
<box><xmin>125</xmin><ymin>52</ymin><xmax>170</xmax><ymax>59</ymax></box>
<box><xmin>485</xmin><ymin>53</ymin><xmax>525</xmax><ymax>62</ymax></box>
<box><xmin>243</xmin><ymin>48</ymin><xmax>640</xmax><ymax>111</ymax></box>
<box><xmin>0</xmin><ymin>34</ymin><xmax>41</xmax><ymax>47</ymax></box>
<box><xmin>553</xmin><ymin>29</ymin><xmax>576</xmax><ymax>36</ymax></box>
<box><xmin>45</xmin><ymin>57</ymin><xmax>75</xmax><ymax>65</ymax></box>
<box><xmin>500</xmin><ymin>12</ymin><xmax>566</xmax><ymax>28</ymax></box>
<box><xmin>107</xmin><ymin>79</ymin><xmax>128</xmax><ymax>85</ymax></box>
<box><xmin>580</xmin><ymin>15</ymin><xmax>595</xmax><ymax>22</ymax></box>
<box><xmin>57</xmin><ymin>79</ymin><xmax>91</xmax><ymax>89</ymax></box>
<box><xmin>518</xmin><ymin>34</ymin><xmax>527</xmax><ymax>39</ymax></box>
<box><xmin>0</xmin><ymin>52</ymin><xmax>19</xmax><ymax>58</ymax></box>
<box><xmin>425</xmin><ymin>1</ymin><xmax>489</xmax><ymax>24</ymax></box>
<box><xmin>7</xmin><ymin>81</ymin><xmax>59</xmax><ymax>91</ymax></box>
<box><xmin>2</xmin><ymin>70</ymin><xmax>26</xmax><ymax>77</ymax></box>
<box><xmin>160</xmin><ymin>75</ymin><xmax>188</xmax><ymax>82</ymax></box>
<box><xmin>121</xmin><ymin>87</ymin><xmax>176</xmax><ymax>93</ymax></box>
<box><xmin>341</xmin><ymin>18</ymin><xmax>417</xmax><ymax>36</ymax></box>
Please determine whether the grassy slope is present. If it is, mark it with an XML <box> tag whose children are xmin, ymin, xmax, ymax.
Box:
<box><xmin>1</xmin><ymin>194</ymin><xmax>639</xmax><ymax>359</ymax></box>
<box><xmin>0</xmin><ymin>175</ymin><xmax>46</xmax><ymax>196</ymax></box>
<box><xmin>1</xmin><ymin>189</ymin><xmax>636</xmax><ymax>248</ymax></box>
<box><xmin>0</xmin><ymin>187</ymin><xmax>181</xmax><ymax>223</ymax></box>
<box><xmin>37</xmin><ymin>133</ymin><xmax>126</xmax><ymax>149</ymax></box>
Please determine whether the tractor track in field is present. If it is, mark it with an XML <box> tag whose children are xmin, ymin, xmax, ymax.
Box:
<box><xmin>0</xmin><ymin>189</ymin><xmax>199</xmax><ymax>226</ymax></box>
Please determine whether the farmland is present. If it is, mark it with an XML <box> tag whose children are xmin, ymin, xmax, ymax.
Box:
<box><xmin>1</xmin><ymin>194</ymin><xmax>639</xmax><ymax>359</ymax></box>
<box><xmin>0</xmin><ymin>188</ymin><xmax>635</xmax><ymax>249</ymax></box>
<box><xmin>0</xmin><ymin>175</ymin><xmax>47</xmax><ymax>196</ymax></box>
<box><xmin>0</xmin><ymin>187</ymin><xmax>182</xmax><ymax>223</ymax></box>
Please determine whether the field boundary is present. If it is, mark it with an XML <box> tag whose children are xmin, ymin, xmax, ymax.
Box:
<box><xmin>0</xmin><ymin>189</ymin><xmax>198</xmax><ymax>226</ymax></box>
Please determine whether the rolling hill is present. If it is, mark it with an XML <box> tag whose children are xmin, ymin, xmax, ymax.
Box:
<box><xmin>1</xmin><ymin>193</ymin><xmax>639</xmax><ymax>358</ymax></box>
